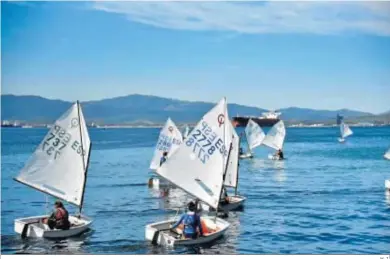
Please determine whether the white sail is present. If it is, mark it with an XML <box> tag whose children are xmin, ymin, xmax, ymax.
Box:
<box><xmin>183</xmin><ymin>125</ymin><xmax>190</xmax><ymax>139</ymax></box>
<box><xmin>245</xmin><ymin>119</ymin><xmax>265</xmax><ymax>151</ymax></box>
<box><xmin>340</xmin><ymin>122</ymin><xmax>353</xmax><ymax>139</ymax></box>
<box><xmin>157</xmin><ymin>98</ymin><xmax>232</xmax><ymax>209</ymax></box>
<box><xmin>15</xmin><ymin>102</ymin><xmax>91</xmax><ymax>207</ymax></box>
<box><xmin>384</xmin><ymin>148</ymin><xmax>390</xmax><ymax>160</ymax></box>
<box><xmin>150</xmin><ymin>118</ymin><xmax>183</xmax><ymax>171</ymax></box>
<box><xmin>224</xmin><ymin>121</ymin><xmax>239</xmax><ymax>188</ymax></box>
<box><xmin>262</xmin><ymin>120</ymin><xmax>286</xmax><ymax>151</ymax></box>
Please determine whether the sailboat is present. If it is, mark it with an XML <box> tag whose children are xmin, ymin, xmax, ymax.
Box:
<box><xmin>262</xmin><ymin>120</ymin><xmax>286</xmax><ymax>160</ymax></box>
<box><xmin>14</xmin><ymin>101</ymin><xmax>92</xmax><ymax>238</ymax></box>
<box><xmin>202</xmin><ymin>120</ymin><xmax>246</xmax><ymax>212</ymax></box>
<box><xmin>149</xmin><ymin>118</ymin><xmax>183</xmax><ymax>188</ymax></box>
<box><xmin>182</xmin><ymin>124</ymin><xmax>190</xmax><ymax>140</ymax></box>
<box><xmin>338</xmin><ymin>122</ymin><xmax>353</xmax><ymax>143</ymax></box>
<box><xmin>384</xmin><ymin>147</ymin><xmax>390</xmax><ymax>160</ymax></box>
<box><xmin>145</xmin><ymin>98</ymin><xmax>231</xmax><ymax>247</ymax></box>
<box><xmin>239</xmin><ymin>119</ymin><xmax>265</xmax><ymax>159</ymax></box>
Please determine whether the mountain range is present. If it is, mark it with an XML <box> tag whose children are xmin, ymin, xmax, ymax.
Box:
<box><xmin>1</xmin><ymin>94</ymin><xmax>387</xmax><ymax>125</ymax></box>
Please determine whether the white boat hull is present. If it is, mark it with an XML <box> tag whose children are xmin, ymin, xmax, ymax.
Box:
<box><xmin>385</xmin><ymin>180</ymin><xmax>390</xmax><ymax>191</ymax></box>
<box><xmin>384</xmin><ymin>153</ymin><xmax>390</xmax><ymax>160</ymax></box>
<box><xmin>338</xmin><ymin>138</ymin><xmax>345</xmax><ymax>143</ymax></box>
<box><xmin>145</xmin><ymin>216</ymin><xmax>229</xmax><ymax>247</ymax></box>
<box><xmin>201</xmin><ymin>195</ymin><xmax>246</xmax><ymax>213</ymax></box>
<box><xmin>14</xmin><ymin>215</ymin><xmax>92</xmax><ymax>238</ymax></box>
<box><xmin>239</xmin><ymin>153</ymin><xmax>253</xmax><ymax>159</ymax></box>
<box><xmin>268</xmin><ymin>154</ymin><xmax>284</xmax><ymax>160</ymax></box>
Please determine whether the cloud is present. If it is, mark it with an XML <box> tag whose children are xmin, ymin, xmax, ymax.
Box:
<box><xmin>91</xmin><ymin>1</ymin><xmax>390</xmax><ymax>36</ymax></box>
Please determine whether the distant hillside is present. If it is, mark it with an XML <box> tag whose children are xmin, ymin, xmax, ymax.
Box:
<box><xmin>1</xmin><ymin>94</ymin><xmax>380</xmax><ymax>124</ymax></box>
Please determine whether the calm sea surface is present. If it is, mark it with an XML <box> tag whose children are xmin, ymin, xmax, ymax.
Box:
<box><xmin>1</xmin><ymin>127</ymin><xmax>390</xmax><ymax>254</ymax></box>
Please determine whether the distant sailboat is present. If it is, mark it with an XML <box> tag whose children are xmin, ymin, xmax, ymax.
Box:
<box><xmin>14</xmin><ymin>101</ymin><xmax>93</xmax><ymax>238</ymax></box>
<box><xmin>202</xmin><ymin>120</ymin><xmax>246</xmax><ymax>212</ymax></box>
<box><xmin>338</xmin><ymin>122</ymin><xmax>353</xmax><ymax>143</ymax></box>
<box><xmin>384</xmin><ymin>148</ymin><xmax>390</xmax><ymax>160</ymax></box>
<box><xmin>182</xmin><ymin>124</ymin><xmax>190</xmax><ymax>140</ymax></box>
<box><xmin>239</xmin><ymin>119</ymin><xmax>265</xmax><ymax>159</ymax></box>
<box><xmin>262</xmin><ymin>120</ymin><xmax>286</xmax><ymax>160</ymax></box>
<box><xmin>145</xmin><ymin>98</ymin><xmax>231</xmax><ymax>247</ymax></box>
<box><xmin>149</xmin><ymin>118</ymin><xmax>183</xmax><ymax>188</ymax></box>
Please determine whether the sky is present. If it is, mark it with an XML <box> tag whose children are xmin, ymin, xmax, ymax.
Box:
<box><xmin>2</xmin><ymin>1</ymin><xmax>390</xmax><ymax>114</ymax></box>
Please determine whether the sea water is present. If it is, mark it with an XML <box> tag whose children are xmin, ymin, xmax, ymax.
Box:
<box><xmin>1</xmin><ymin>127</ymin><xmax>390</xmax><ymax>254</ymax></box>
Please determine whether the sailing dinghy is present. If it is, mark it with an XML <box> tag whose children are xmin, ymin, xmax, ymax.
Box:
<box><xmin>384</xmin><ymin>148</ymin><xmax>390</xmax><ymax>160</ymax></box>
<box><xmin>262</xmin><ymin>121</ymin><xmax>286</xmax><ymax>160</ymax></box>
<box><xmin>239</xmin><ymin>119</ymin><xmax>265</xmax><ymax>159</ymax></box>
<box><xmin>14</xmin><ymin>101</ymin><xmax>92</xmax><ymax>238</ymax></box>
<box><xmin>148</xmin><ymin>118</ymin><xmax>183</xmax><ymax>188</ymax></box>
<box><xmin>201</xmin><ymin>120</ymin><xmax>246</xmax><ymax>212</ymax></box>
<box><xmin>145</xmin><ymin>98</ymin><xmax>231</xmax><ymax>247</ymax></box>
<box><xmin>182</xmin><ymin>124</ymin><xmax>190</xmax><ymax>140</ymax></box>
<box><xmin>338</xmin><ymin>122</ymin><xmax>353</xmax><ymax>143</ymax></box>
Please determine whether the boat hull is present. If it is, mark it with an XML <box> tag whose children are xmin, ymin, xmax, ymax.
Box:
<box><xmin>385</xmin><ymin>180</ymin><xmax>390</xmax><ymax>191</ymax></box>
<box><xmin>145</xmin><ymin>216</ymin><xmax>229</xmax><ymax>247</ymax></box>
<box><xmin>233</xmin><ymin>117</ymin><xmax>279</xmax><ymax>128</ymax></box>
<box><xmin>14</xmin><ymin>215</ymin><xmax>92</xmax><ymax>238</ymax></box>
<box><xmin>201</xmin><ymin>195</ymin><xmax>246</xmax><ymax>212</ymax></box>
<box><xmin>338</xmin><ymin>138</ymin><xmax>345</xmax><ymax>143</ymax></box>
<box><xmin>239</xmin><ymin>153</ymin><xmax>253</xmax><ymax>159</ymax></box>
<box><xmin>384</xmin><ymin>153</ymin><xmax>390</xmax><ymax>160</ymax></box>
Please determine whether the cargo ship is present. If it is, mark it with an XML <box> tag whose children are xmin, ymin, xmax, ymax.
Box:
<box><xmin>232</xmin><ymin>111</ymin><xmax>281</xmax><ymax>127</ymax></box>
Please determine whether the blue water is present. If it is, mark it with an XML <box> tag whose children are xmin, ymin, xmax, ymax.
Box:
<box><xmin>2</xmin><ymin>127</ymin><xmax>390</xmax><ymax>254</ymax></box>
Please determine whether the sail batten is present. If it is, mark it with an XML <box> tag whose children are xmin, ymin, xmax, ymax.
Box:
<box><xmin>156</xmin><ymin>98</ymin><xmax>232</xmax><ymax>209</ymax></box>
<box><xmin>15</xmin><ymin>103</ymin><xmax>91</xmax><ymax>207</ymax></box>
<box><xmin>245</xmin><ymin>119</ymin><xmax>265</xmax><ymax>151</ymax></box>
<box><xmin>150</xmin><ymin>118</ymin><xmax>183</xmax><ymax>171</ymax></box>
<box><xmin>262</xmin><ymin>121</ymin><xmax>286</xmax><ymax>151</ymax></box>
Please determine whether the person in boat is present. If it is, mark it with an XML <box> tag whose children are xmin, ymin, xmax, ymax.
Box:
<box><xmin>239</xmin><ymin>147</ymin><xmax>244</xmax><ymax>156</ymax></box>
<box><xmin>171</xmin><ymin>201</ymin><xmax>203</xmax><ymax>239</ymax></box>
<box><xmin>160</xmin><ymin>151</ymin><xmax>168</xmax><ymax>166</ymax></box>
<box><xmin>43</xmin><ymin>200</ymin><xmax>70</xmax><ymax>230</ymax></box>
<box><xmin>275</xmin><ymin>149</ymin><xmax>284</xmax><ymax>160</ymax></box>
<box><xmin>220</xmin><ymin>187</ymin><xmax>230</xmax><ymax>205</ymax></box>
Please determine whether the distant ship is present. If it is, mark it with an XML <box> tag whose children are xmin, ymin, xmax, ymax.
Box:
<box><xmin>232</xmin><ymin>111</ymin><xmax>281</xmax><ymax>127</ymax></box>
<box><xmin>1</xmin><ymin>120</ymin><xmax>22</xmax><ymax>128</ymax></box>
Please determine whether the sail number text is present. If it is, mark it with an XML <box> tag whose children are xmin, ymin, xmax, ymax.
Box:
<box><xmin>157</xmin><ymin>134</ymin><xmax>182</xmax><ymax>152</ymax></box>
<box><xmin>185</xmin><ymin>121</ymin><xmax>228</xmax><ymax>164</ymax></box>
<box><xmin>41</xmin><ymin>125</ymin><xmax>72</xmax><ymax>159</ymax></box>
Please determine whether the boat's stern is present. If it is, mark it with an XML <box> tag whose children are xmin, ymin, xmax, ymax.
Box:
<box><xmin>145</xmin><ymin>220</ymin><xmax>173</xmax><ymax>242</ymax></box>
<box><xmin>14</xmin><ymin>215</ymin><xmax>48</xmax><ymax>238</ymax></box>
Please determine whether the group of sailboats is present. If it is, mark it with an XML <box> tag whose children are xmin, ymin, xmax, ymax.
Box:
<box><xmin>145</xmin><ymin>97</ymin><xmax>246</xmax><ymax>247</ymax></box>
<box><xmin>11</xmin><ymin>100</ymin><xmax>390</xmax><ymax>247</ymax></box>
<box><xmin>239</xmin><ymin>119</ymin><xmax>286</xmax><ymax>160</ymax></box>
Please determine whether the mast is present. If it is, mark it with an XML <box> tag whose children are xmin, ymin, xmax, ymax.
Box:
<box><xmin>76</xmin><ymin>101</ymin><xmax>88</xmax><ymax>216</ymax></box>
<box><xmin>235</xmin><ymin>136</ymin><xmax>241</xmax><ymax>196</ymax></box>
<box><xmin>216</xmin><ymin>98</ymin><xmax>230</xmax><ymax>220</ymax></box>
